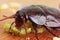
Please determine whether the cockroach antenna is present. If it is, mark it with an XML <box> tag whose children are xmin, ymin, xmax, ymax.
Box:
<box><xmin>0</xmin><ymin>14</ymin><xmax>16</xmax><ymax>21</ymax></box>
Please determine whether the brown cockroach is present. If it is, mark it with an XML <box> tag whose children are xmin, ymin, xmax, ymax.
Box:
<box><xmin>0</xmin><ymin>5</ymin><xmax>60</xmax><ymax>40</ymax></box>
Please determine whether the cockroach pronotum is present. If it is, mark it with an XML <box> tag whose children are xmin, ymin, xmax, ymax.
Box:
<box><xmin>0</xmin><ymin>5</ymin><xmax>60</xmax><ymax>40</ymax></box>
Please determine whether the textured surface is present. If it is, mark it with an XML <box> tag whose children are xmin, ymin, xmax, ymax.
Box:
<box><xmin>0</xmin><ymin>19</ymin><xmax>60</xmax><ymax>40</ymax></box>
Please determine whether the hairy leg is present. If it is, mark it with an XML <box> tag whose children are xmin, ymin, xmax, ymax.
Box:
<box><xmin>43</xmin><ymin>25</ymin><xmax>58</xmax><ymax>37</ymax></box>
<box><xmin>9</xmin><ymin>22</ymin><xmax>15</xmax><ymax>31</ymax></box>
<box><xmin>32</xmin><ymin>23</ymin><xmax>39</xmax><ymax>40</ymax></box>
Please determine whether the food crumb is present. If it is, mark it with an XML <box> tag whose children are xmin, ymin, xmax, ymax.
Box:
<box><xmin>26</xmin><ymin>37</ymin><xmax>30</xmax><ymax>40</ymax></box>
<box><xmin>53</xmin><ymin>37</ymin><xmax>60</xmax><ymax>40</ymax></box>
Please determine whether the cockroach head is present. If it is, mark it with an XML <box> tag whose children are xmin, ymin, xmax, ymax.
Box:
<box><xmin>16</xmin><ymin>10</ymin><xmax>25</xmax><ymax>17</ymax></box>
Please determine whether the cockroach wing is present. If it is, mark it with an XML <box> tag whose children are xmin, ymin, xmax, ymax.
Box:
<box><xmin>47</xmin><ymin>15</ymin><xmax>59</xmax><ymax>23</ymax></box>
<box><xmin>45</xmin><ymin>15</ymin><xmax>60</xmax><ymax>27</ymax></box>
<box><xmin>45</xmin><ymin>21</ymin><xmax>60</xmax><ymax>27</ymax></box>
<box><xmin>29</xmin><ymin>15</ymin><xmax>46</xmax><ymax>25</ymax></box>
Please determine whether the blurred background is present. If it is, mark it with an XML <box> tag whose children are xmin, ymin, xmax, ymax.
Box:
<box><xmin>0</xmin><ymin>0</ymin><xmax>60</xmax><ymax>15</ymax></box>
<box><xmin>0</xmin><ymin>0</ymin><xmax>60</xmax><ymax>18</ymax></box>
<box><xmin>0</xmin><ymin>0</ymin><xmax>60</xmax><ymax>8</ymax></box>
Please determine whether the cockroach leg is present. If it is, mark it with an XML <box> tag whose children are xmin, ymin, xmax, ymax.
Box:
<box><xmin>9</xmin><ymin>22</ymin><xmax>15</xmax><ymax>31</ymax></box>
<box><xmin>21</xmin><ymin>17</ymin><xmax>27</xmax><ymax>31</ymax></box>
<box><xmin>29</xmin><ymin>16</ymin><xmax>39</xmax><ymax>40</ymax></box>
<box><xmin>32</xmin><ymin>23</ymin><xmax>39</xmax><ymax>40</ymax></box>
<box><xmin>43</xmin><ymin>25</ymin><xmax>58</xmax><ymax>37</ymax></box>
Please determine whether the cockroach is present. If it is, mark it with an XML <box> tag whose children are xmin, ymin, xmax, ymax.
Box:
<box><xmin>0</xmin><ymin>5</ymin><xmax>60</xmax><ymax>40</ymax></box>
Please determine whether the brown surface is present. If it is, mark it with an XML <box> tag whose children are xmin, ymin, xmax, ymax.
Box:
<box><xmin>0</xmin><ymin>22</ymin><xmax>60</xmax><ymax>40</ymax></box>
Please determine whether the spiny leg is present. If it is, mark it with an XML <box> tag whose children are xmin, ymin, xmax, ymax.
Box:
<box><xmin>9</xmin><ymin>22</ymin><xmax>15</xmax><ymax>31</ymax></box>
<box><xmin>51</xmin><ymin>27</ymin><xmax>60</xmax><ymax>30</ymax></box>
<box><xmin>28</xmin><ymin>16</ymin><xmax>39</xmax><ymax>40</ymax></box>
<box><xmin>32</xmin><ymin>23</ymin><xmax>39</xmax><ymax>40</ymax></box>
<box><xmin>43</xmin><ymin>25</ymin><xmax>58</xmax><ymax>37</ymax></box>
